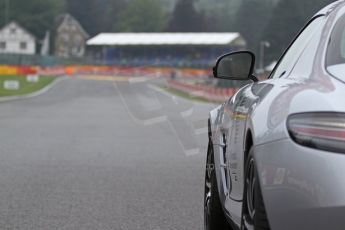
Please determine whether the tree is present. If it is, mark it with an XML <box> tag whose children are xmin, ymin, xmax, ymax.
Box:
<box><xmin>66</xmin><ymin>0</ymin><xmax>117</xmax><ymax>36</ymax></box>
<box><xmin>167</xmin><ymin>0</ymin><xmax>207</xmax><ymax>32</ymax></box>
<box><xmin>297</xmin><ymin>0</ymin><xmax>336</xmax><ymax>21</ymax></box>
<box><xmin>262</xmin><ymin>0</ymin><xmax>303</xmax><ymax>62</ymax></box>
<box><xmin>234</xmin><ymin>0</ymin><xmax>274</xmax><ymax>52</ymax></box>
<box><xmin>0</xmin><ymin>0</ymin><xmax>64</xmax><ymax>39</ymax></box>
<box><xmin>262</xmin><ymin>0</ymin><xmax>335</xmax><ymax>63</ymax></box>
<box><xmin>196</xmin><ymin>0</ymin><xmax>242</xmax><ymax>32</ymax></box>
<box><xmin>114</xmin><ymin>0</ymin><xmax>167</xmax><ymax>32</ymax></box>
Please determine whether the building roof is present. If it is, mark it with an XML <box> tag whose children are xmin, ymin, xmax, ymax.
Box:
<box><xmin>56</xmin><ymin>14</ymin><xmax>89</xmax><ymax>39</ymax></box>
<box><xmin>87</xmin><ymin>33</ymin><xmax>244</xmax><ymax>46</ymax></box>
<box><xmin>0</xmin><ymin>21</ymin><xmax>36</xmax><ymax>40</ymax></box>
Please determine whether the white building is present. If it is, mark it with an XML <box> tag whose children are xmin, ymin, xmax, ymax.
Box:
<box><xmin>0</xmin><ymin>21</ymin><xmax>36</xmax><ymax>55</ymax></box>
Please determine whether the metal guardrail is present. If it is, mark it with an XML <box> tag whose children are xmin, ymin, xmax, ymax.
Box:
<box><xmin>0</xmin><ymin>54</ymin><xmax>93</xmax><ymax>66</ymax></box>
<box><xmin>166</xmin><ymin>80</ymin><xmax>238</xmax><ymax>103</ymax></box>
<box><xmin>0</xmin><ymin>53</ymin><xmax>213</xmax><ymax>69</ymax></box>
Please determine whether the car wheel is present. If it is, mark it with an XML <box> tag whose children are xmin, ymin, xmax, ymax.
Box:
<box><xmin>242</xmin><ymin>148</ymin><xmax>270</xmax><ymax>230</ymax></box>
<box><xmin>204</xmin><ymin>140</ymin><xmax>233</xmax><ymax>230</ymax></box>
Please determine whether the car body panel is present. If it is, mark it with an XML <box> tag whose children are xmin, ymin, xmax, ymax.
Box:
<box><xmin>255</xmin><ymin>139</ymin><xmax>345</xmax><ymax>230</ymax></box>
<box><xmin>208</xmin><ymin>1</ymin><xmax>345</xmax><ymax>229</ymax></box>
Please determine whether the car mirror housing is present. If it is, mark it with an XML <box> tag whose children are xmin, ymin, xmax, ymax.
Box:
<box><xmin>213</xmin><ymin>51</ymin><xmax>258</xmax><ymax>82</ymax></box>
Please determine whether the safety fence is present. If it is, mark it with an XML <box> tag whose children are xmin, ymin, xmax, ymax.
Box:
<box><xmin>0</xmin><ymin>65</ymin><xmax>212</xmax><ymax>78</ymax></box>
<box><xmin>166</xmin><ymin>80</ymin><xmax>238</xmax><ymax>103</ymax></box>
<box><xmin>0</xmin><ymin>65</ymin><xmax>239</xmax><ymax>103</ymax></box>
<box><xmin>0</xmin><ymin>53</ymin><xmax>216</xmax><ymax>69</ymax></box>
<box><xmin>0</xmin><ymin>65</ymin><xmax>37</xmax><ymax>75</ymax></box>
<box><xmin>0</xmin><ymin>54</ymin><xmax>91</xmax><ymax>67</ymax></box>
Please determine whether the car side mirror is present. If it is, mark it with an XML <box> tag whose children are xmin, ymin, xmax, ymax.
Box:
<box><xmin>213</xmin><ymin>51</ymin><xmax>258</xmax><ymax>82</ymax></box>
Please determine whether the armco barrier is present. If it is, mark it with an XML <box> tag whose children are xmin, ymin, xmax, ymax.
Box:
<box><xmin>167</xmin><ymin>80</ymin><xmax>238</xmax><ymax>103</ymax></box>
<box><xmin>0</xmin><ymin>65</ymin><xmax>37</xmax><ymax>75</ymax></box>
<box><xmin>0</xmin><ymin>65</ymin><xmax>212</xmax><ymax>78</ymax></box>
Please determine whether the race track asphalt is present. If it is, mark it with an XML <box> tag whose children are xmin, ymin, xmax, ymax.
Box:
<box><xmin>0</xmin><ymin>76</ymin><xmax>216</xmax><ymax>230</ymax></box>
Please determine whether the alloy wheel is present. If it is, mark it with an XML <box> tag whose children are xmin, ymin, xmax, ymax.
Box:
<box><xmin>204</xmin><ymin>143</ymin><xmax>214</xmax><ymax>230</ymax></box>
<box><xmin>243</xmin><ymin>158</ymin><xmax>256</xmax><ymax>230</ymax></box>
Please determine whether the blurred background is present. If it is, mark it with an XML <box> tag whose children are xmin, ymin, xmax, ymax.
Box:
<box><xmin>0</xmin><ymin>0</ymin><xmax>335</xmax><ymax>71</ymax></box>
<box><xmin>0</xmin><ymin>1</ymin><xmax>337</xmax><ymax>230</ymax></box>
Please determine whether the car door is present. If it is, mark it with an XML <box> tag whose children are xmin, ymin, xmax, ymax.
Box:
<box><xmin>223</xmin><ymin>15</ymin><xmax>326</xmax><ymax>204</ymax></box>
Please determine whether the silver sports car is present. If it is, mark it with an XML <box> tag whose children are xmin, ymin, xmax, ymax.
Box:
<box><xmin>204</xmin><ymin>1</ymin><xmax>345</xmax><ymax>230</ymax></box>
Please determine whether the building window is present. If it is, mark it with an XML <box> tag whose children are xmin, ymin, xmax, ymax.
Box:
<box><xmin>10</xmin><ymin>28</ymin><xmax>16</xmax><ymax>34</ymax></box>
<box><xmin>0</xmin><ymin>42</ymin><xmax>6</xmax><ymax>50</ymax></box>
<box><xmin>20</xmin><ymin>42</ymin><xmax>27</xmax><ymax>50</ymax></box>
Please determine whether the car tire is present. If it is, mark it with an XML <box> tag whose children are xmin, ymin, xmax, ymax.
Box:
<box><xmin>242</xmin><ymin>148</ymin><xmax>270</xmax><ymax>230</ymax></box>
<box><xmin>204</xmin><ymin>140</ymin><xmax>233</xmax><ymax>230</ymax></box>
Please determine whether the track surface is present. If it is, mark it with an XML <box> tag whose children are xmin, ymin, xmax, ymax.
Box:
<box><xmin>0</xmin><ymin>77</ymin><xmax>215</xmax><ymax>230</ymax></box>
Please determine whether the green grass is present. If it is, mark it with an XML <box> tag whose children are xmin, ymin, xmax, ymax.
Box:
<box><xmin>0</xmin><ymin>75</ymin><xmax>57</xmax><ymax>97</ymax></box>
<box><xmin>160</xmin><ymin>86</ymin><xmax>216</xmax><ymax>104</ymax></box>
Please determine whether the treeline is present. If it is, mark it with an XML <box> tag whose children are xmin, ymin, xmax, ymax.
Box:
<box><xmin>0</xmin><ymin>0</ymin><xmax>63</xmax><ymax>39</ymax></box>
<box><xmin>236</xmin><ymin>0</ymin><xmax>335</xmax><ymax>63</ymax></box>
<box><xmin>64</xmin><ymin>0</ymin><xmax>231</xmax><ymax>34</ymax></box>
<box><xmin>0</xmin><ymin>0</ymin><xmax>337</xmax><ymax>63</ymax></box>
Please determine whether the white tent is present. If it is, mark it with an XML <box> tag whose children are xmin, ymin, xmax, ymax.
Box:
<box><xmin>87</xmin><ymin>33</ymin><xmax>245</xmax><ymax>46</ymax></box>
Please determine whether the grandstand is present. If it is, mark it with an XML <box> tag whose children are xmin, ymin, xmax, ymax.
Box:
<box><xmin>87</xmin><ymin>33</ymin><xmax>246</xmax><ymax>68</ymax></box>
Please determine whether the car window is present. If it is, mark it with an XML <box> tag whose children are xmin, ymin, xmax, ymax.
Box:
<box><xmin>327</xmin><ymin>13</ymin><xmax>345</xmax><ymax>82</ymax></box>
<box><xmin>289</xmin><ymin>17</ymin><xmax>326</xmax><ymax>78</ymax></box>
<box><xmin>270</xmin><ymin>16</ymin><xmax>325</xmax><ymax>79</ymax></box>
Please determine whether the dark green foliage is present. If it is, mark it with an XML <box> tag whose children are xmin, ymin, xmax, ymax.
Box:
<box><xmin>167</xmin><ymin>0</ymin><xmax>207</xmax><ymax>32</ymax></box>
<box><xmin>197</xmin><ymin>0</ymin><xmax>241</xmax><ymax>32</ymax></box>
<box><xmin>262</xmin><ymin>0</ymin><xmax>337</xmax><ymax>63</ymax></box>
<box><xmin>0</xmin><ymin>0</ymin><xmax>338</xmax><ymax>55</ymax></box>
<box><xmin>234</xmin><ymin>0</ymin><xmax>274</xmax><ymax>52</ymax></box>
<box><xmin>0</xmin><ymin>0</ymin><xmax>64</xmax><ymax>39</ymax></box>
<box><xmin>114</xmin><ymin>0</ymin><xmax>167</xmax><ymax>32</ymax></box>
<box><xmin>262</xmin><ymin>0</ymin><xmax>304</xmax><ymax>63</ymax></box>
<box><xmin>66</xmin><ymin>0</ymin><xmax>127</xmax><ymax>36</ymax></box>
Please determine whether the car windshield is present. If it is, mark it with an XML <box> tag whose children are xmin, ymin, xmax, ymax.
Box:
<box><xmin>327</xmin><ymin>13</ymin><xmax>345</xmax><ymax>81</ymax></box>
